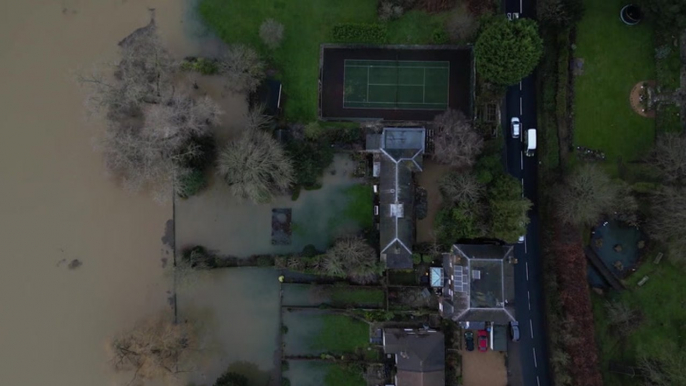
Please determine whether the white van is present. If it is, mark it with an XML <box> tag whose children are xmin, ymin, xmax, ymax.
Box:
<box><xmin>524</xmin><ymin>128</ymin><xmax>537</xmax><ymax>157</ymax></box>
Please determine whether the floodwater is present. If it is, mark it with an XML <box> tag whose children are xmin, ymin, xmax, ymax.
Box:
<box><xmin>177</xmin><ymin>268</ymin><xmax>280</xmax><ymax>385</ymax></box>
<box><xmin>175</xmin><ymin>154</ymin><xmax>365</xmax><ymax>257</ymax></box>
<box><xmin>0</xmin><ymin>1</ymin><xmax>249</xmax><ymax>385</ymax></box>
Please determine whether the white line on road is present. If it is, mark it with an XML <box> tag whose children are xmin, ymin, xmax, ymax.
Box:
<box><xmin>524</xmin><ymin>237</ymin><xmax>528</xmax><ymax>253</ymax></box>
<box><xmin>519</xmin><ymin>81</ymin><xmax>522</xmax><ymax>91</ymax></box>
<box><xmin>520</xmin><ymin>0</ymin><xmax>523</xmax><ymax>13</ymax></box>
<box><xmin>533</xmin><ymin>348</ymin><xmax>538</xmax><ymax>368</ymax></box>
<box><xmin>519</xmin><ymin>97</ymin><xmax>523</xmax><ymax>115</ymax></box>
<box><xmin>526</xmin><ymin>262</ymin><xmax>529</xmax><ymax>280</ymax></box>
<box><xmin>528</xmin><ymin>291</ymin><xmax>531</xmax><ymax>310</ymax></box>
<box><xmin>530</xmin><ymin>319</ymin><xmax>534</xmax><ymax>338</ymax></box>
<box><xmin>537</xmin><ymin>376</ymin><xmax>541</xmax><ymax>386</ymax></box>
<box><xmin>520</xmin><ymin>152</ymin><xmax>524</xmax><ymax>170</ymax></box>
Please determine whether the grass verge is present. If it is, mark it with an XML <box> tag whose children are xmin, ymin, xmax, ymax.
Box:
<box><xmin>325</xmin><ymin>365</ymin><xmax>366</xmax><ymax>386</ymax></box>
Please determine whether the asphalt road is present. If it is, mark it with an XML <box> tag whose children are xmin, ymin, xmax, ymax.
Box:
<box><xmin>501</xmin><ymin>1</ymin><xmax>552</xmax><ymax>386</ymax></box>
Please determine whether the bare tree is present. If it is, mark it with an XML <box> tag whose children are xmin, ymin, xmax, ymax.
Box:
<box><xmin>555</xmin><ymin>163</ymin><xmax>623</xmax><ymax>226</ymax></box>
<box><xmin>439</xmin><ymin>172</ymin><xmax>484</xmax><ymax>204</ymax></box>
<box><xmin>649</xmin><ymin>132</ymin><xmax>686</xmax><ymax>185</ymax></box>
<box><xmin>80</xmin><ymin>17</ymin><xmax>175</xmax><ymax>119</ymax></box>
<box><xmin>446</xmin><ymin>10</ymin><xmax>477</xmax><ymax>42</ymax></box>
<box><xmin>216</xmin><ymin>130</ymin><xmax>294</xmax><ymax>203</ymax></box>
<box><xmin>648</xmin><ymin>186</ymin><xmax>686</xmax><ymax>263</ymax></box>
<box><xmin>432</xmin><ymin>109</ymin><xmax>484</xmax><ymax>168</ymax></box>
<box><xmin>219</xmin><ymin>44</ymin><xmax>265</xmax><ymax>94</ymax></box>
<box><xmin>638</xmin><ymin>346</ymin><xmax>686</xmax><ymax>386</ymax></box>
<box><xmin>324</xmin><ymin>237</ymin><xmax>382</xmax><ymax>284</ymax></box>
<box><xmin>107</xmin><ymin>313</ymin><xmax>203</xmax><ymax>385</ymax></box>
<box><xmin>259</xmin><ymin>18</ymin><xmax>285</xmax><ymax>49</ymax></box>
<box><xmin>243</xmin><ymin>105</ymin><xmax>273</xmax><ymax>131</ymax></box>
<box><xmin>605</xmin><ymin>300</ymin><xmax>641</xmax><ymax>336</ymax></box>
<box><xmin>79</xmin><ymin>17</ymin><xmax>221</xmax><ymax>202</ymax></box>
<box><xmin>98</xmin><ymin>92</ymin><xmax>221</xmax><ymax>202</ymax></box>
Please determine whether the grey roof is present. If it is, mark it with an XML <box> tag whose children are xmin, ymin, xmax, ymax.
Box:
<box><xmin>378</xmin><ymin>128</ymin><xmax>426</xmax><ymax>269</ymax></box>
<box><xmin>439</xmin><ymin>244</ymin><xmax>516</xmax><ymax>325</ymax></box>
<box><xmin>366</xmin><ymin>133</ymin><xmax>381</xmax><ymax>151</ymax></box>
<box><xmin>383</xmin><ymin>329</ymin><xmax>445</xmax><ymax>386</ymax></box>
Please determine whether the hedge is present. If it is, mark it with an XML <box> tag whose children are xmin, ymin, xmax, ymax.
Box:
<box><xmin>332</xmin><ymin>23</ymin><xmax>388</xmax><ymax>43</ymax></box>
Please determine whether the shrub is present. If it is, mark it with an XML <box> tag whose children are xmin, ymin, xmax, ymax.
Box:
<box><xmin>446</xmin><ymin>10</ymin><xmax>478</xmax><ymax>42</ymax></box>
<box><xmin>378</xmin><ymin>1</ymin><xmax>405</xmax><ymax>21</ymax></box>
<box><xmin>432</xmin><ymin>27</ymin><xmax>449</xmax><ymax>44</ymax></box>
<box><xmin>259</xmin><ymin>18</ymin><xmax>285</xmax><ymax>49</ymax></box>
<box><xmin>475</xmin><ymin>17</ymin><xmax>543</xmax><ymax>85</ymax></box>
<box><xmin>286</xmin><ymin>139</ymin><xmax>334</xmax><ymax>189</ymax></box>
<box><xmin>256</xmin><ymin>255</ymin><xmax>275</xmax><ymax>266</ymax></box>
<box><xmin>177</xmin><ymin>169</ymin><xmax>208</xmax><ymax>198</ymax></box>
<box><xmin>332</xmin><ymin>23</ymin><xmax>388</xmax><ymax>43</ymax></box>
<box><xmin>180</xmin><ymin>57</ymin><xmax>220</xmax><ymax>75</ymax></box>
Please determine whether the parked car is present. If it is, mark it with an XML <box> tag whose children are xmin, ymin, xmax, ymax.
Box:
<box><xmin>477</xmin><ymin>330</ymin><xmax>488</xmax><ymax>352</ymax></box>
<box><xmin>464</xmin><ymin>330</ymin><xmax>474</xmax><ymax>351</ymax></box>
<box><xmin>525</xmin><ymin>128</ymin><xmax>537</xmax><ymax>157</ymax></box>
<box><xmin>510</xmin><ymin>321</ymin><xmax>520</xmax><ymax>342</ymax></box>
<box><xmin>511</xmin><ymin>117</ymin><xmax>521</xmax><ymax>138</ymax></box>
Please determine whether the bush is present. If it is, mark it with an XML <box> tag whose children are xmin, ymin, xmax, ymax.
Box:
<box><xmin>378</xmin><ymin>1</ymin><xmax>405</xmax><ymax>21</ymax></box>
<box><xmin>180</xmin><ymin>57</ymin><xmax>220</xmax><ymax>75</ymax></box>
<box><xmin>256</xmin><ymin>255</ymin><xmax>275</xmax><ymax>266</ymax></box>
<box><xmin>177</xmin><ymin>169</ymin><xmax>208</xmax><ymax>199</ymax></box>
<box><xmin>446</xmin><ymin>10</ymin><xmax>478</xmax><ymax>43</ymax></box>
<box><xmin>475</xmin><ymin>17</ymin><xmax>543</xmax><ymax>85</ymax></box>
<box><xmin>332</xmin><ymin>23</ymin><xmax>388</xmax><ymax>43</ymax></box>
<box><xmin>286</xmin><ymin>139</ymin><xmax>334</xmax><ymax>189</ymax></box>
<box><xmin>259</xmin><ymin>18</ymin><xmax>285</xmax><ymax>49</ymax></box>
<box><xmin>432</xmin><ymin>27</ymin><xmax>449</xmax><ymax>44</ymax></box>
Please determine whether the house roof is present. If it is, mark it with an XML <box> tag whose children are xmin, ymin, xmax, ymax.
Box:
<box><xmin>383</xmin><ymin>329</ymin><xmax>445</xmax><ymax>386</ymax></box>
<box><xmin>378</xmin><ymin>128</ymin><xmax>426</xmax><ymax>269</ymax></box>
<box><xmin>440</xmin><ymin>244</ymin><xmax>516</xmax><ymax>325</ymax></box>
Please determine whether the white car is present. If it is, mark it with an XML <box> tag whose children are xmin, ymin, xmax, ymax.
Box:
<box><xmin>511</xmin><ymin>117</ymin><xmax>521</xmax><ymax>138</ymax></box>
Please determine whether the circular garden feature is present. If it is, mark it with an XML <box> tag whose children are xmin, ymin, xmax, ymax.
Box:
<box><xmin>620</xmin><ymin>5</ymin><xmax>643</xmax><ymax>25</ymax></box>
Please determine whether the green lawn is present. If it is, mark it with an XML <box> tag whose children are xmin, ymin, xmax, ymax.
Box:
<box><xmin>325</xmin><ymin>365</ymin><xmax>366</xmax><ymax>386</ymax></box>
<box><xmin>312</xmin><ymin>314</ymin><xmax>369</xmax><ymax>353</ymax></box>
<box><xmin>343</xmin><ymin>184</ymin><xmax>373</xmax><ymax>230</ymax></box>
<box><xmin>574</xmin><ymin>0</ymin><xmax>656</xmax><ymax>161</ymax></box>
<box><xmin>592</xmin><ymin>259</ymin><xmax>686</xmax><ymax>386</ymax></box>
<box><xmin>198</xmin><ymin>0</ymin><xmax>448</xmax><ymax>121</ymax></box>
<box><xmin>329</xmin><ymin>286</ymin><xmax>384</xmax><ymax>307</ymax></box>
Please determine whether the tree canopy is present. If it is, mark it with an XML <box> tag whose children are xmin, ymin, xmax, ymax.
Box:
<box><xmin>214</xmin><ymin>371</ymin><xmax>248</xmax><ymax>386</ymax></box>
<box><xmin>555</xmin><ymin>163</ymin><xmax>634</xmax><ymax>226</ymax></box>
<box><xmin>217</xmin><ymin>130</ymin><xmax>294</xmax><ymax>203</ymax></box>
<box><xmin>432</xmin><ymin>109</ymin><xmax>483</xmax><ymax>168</ymax></box>
<box><xmin>474</xmin><ymin>17</ymin><xmax>543</xmax><ymax>86</ymax></box>
<box><xmin>639</xmin><ymin>0</ymin><xmax>686</xmax><ymax>30</ymax></box>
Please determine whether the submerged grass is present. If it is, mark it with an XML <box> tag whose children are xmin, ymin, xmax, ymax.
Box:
<box><xmin>312</xmin><ymin>314</ymin><xmax>369</xmax><ymax>353</ymax></box>
<box><xmin>573</xmin><ymin>0</ymin><xmax>655</xmax><ymax>161</ymax></box>
<box><xmin>198</xmin><ymin>0</ymin><xmax>448</xmax><ymax>121</ymax></box>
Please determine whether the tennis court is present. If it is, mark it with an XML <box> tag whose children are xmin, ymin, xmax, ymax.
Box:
<box><xmin>343</xmin><ymin>60</ymin><xmax>450</xmax><ymax>110</ymax></box>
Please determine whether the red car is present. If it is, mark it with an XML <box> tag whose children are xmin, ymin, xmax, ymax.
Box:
<box><xmin>477</xmin><ymin>330</ymin><xmax>488</xmax><ymax>352</ymax></box>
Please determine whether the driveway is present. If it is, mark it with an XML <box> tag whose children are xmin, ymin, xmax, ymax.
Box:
<box><xmin>461</xmin><ymin>347</ymin><xmax>507</xmax><ymax>386</ymax></box>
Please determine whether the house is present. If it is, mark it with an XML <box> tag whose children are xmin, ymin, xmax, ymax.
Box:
<box><xmin>383</xmin><ymin>328</ymin><xmax>445</xmax><ymax>386</ymax></box>
<box><xmin>439</xmin><ymin>244</ymin><xmax>516</xmax><ymax>326</ymax></box>
<box><xmin>367</xmin><ymin>127</ymin><xmax>426</xmax><ymax>269</ymax></box>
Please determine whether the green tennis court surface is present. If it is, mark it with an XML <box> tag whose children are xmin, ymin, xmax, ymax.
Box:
<box><xmin>343</xmin><ymin>60</ymin><xmax>450</xmax><ymax>110</ymax></box>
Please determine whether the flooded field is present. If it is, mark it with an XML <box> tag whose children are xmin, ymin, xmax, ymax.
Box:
<box><xmin>175</xmin><ymin>154</ymin><xmax>368</xmax><ymax>257</ymax></box>
<box><xmin>0</xmin><ymin>1</ymin><xmax>272</xmax><ymax>385</ymax></box>
<box><xmin>177</xmin><ymin>268</ymin><xmax>281</xmax><ymax>385</ymax></box>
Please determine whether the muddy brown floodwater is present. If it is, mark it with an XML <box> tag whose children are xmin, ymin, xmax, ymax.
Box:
<box><xmin>0</xmin><ymin>1</ymin><xmax>230</xmax><ymax>385</ymax></box>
